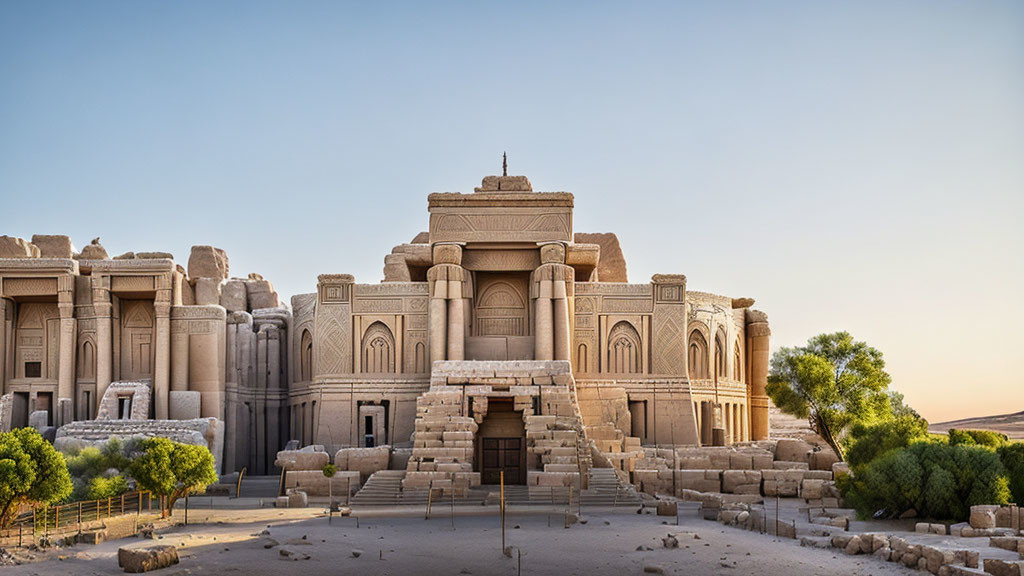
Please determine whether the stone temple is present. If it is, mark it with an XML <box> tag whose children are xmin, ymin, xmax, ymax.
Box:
<box><xmin>0</xmin><ymin>170</ymin><xmax>771</xmax><ymax>487</ymax></box>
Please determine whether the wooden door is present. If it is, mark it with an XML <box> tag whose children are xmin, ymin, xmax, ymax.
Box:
<box><xmin>481</xmin><ymin>437</ymin><xmax>523</xmax><ymax>485</ymax></box>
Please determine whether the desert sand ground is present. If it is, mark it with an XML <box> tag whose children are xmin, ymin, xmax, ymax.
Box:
<box><xmin>930</xmin><ymin>410</ymin><xmax>1024</xmax><ymax>440</ymax></box>
<box><xmin>2</xmin><ymin>505</ymin><xmax>916</xmax><ymax>576</ymax></box>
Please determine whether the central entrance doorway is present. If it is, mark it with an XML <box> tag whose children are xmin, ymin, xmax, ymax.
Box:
<box><xmin>476</xmin><ymin>398</ymin><xmax>526</xmax><ymax>485</ymax></box>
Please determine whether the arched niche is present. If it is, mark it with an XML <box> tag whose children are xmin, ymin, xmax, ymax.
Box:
<box><xmin>608</xmin><ymin>321</ymin><xmax>641</xmax><ymax>374</ymax></box>
<box><xmin>688</xmin><ymin>328</ymin><xmax>709</xmax><ymax>380</ymax></box>
<box><xmin>361</xmin><ymin>321</ymin><xmax>395</xmax><ymax>374</ymax></box>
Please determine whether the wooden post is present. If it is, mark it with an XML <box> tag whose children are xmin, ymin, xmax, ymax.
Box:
<box><xmin>121</xmin><ymin>493</ymin><xmax>125</xmax><ymax>515</ymax></box>
<box><xmin>425</xmin><ymin>486</ymin><xmax>433</xmax><ymax>520</ymax></box>
<box><xmin>78</xmin><ymin>501</ymin><xmax>83</xmax><ymax>534</ymax></box>
<box><xmin>775</xmin><ymin>493</ymin><xmax>780</xmax><ymax>536</ymax></box>
<box><xmin>54</xmin><ymin>506</ymin><xmax>59</xmax><ymax>533</ymax></box>
<box><xmin>500</xmin><ymin>471</ymin><xmax>505</xmax><ymax>551</ymax></box>
<box><xmin>138</xmin><ymin>492</ymin><xmax>142</xmax><ymax>515</ymax></box>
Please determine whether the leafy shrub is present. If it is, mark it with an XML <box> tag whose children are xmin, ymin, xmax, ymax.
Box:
<box><xmin>64</xmin><ymin>438</ymin><xmax>134</xmax><ymax>501</ymax></box>
<box><xmin>842</xmin><ymin>441</ymin><xmax>1010</xmax><ymax>521</ymax></box>
<box><xmin>997</xmin><ymin>442</ymin><xmax>1024</xmax><ymax>504</ymax></box>
<box><xmin>845</xmin><ymin>414</ymin><xmax>930</xmax><ymax>470</ymax></box>
<box><xmin>948</xmin><ymin>428</ymin><xmax>1007</xmax><ymax>448</ymax></box>
<box><xmin>86</xmin><ymin>475</ymin><xmax>129</xmax><ymax>500</ymax></box>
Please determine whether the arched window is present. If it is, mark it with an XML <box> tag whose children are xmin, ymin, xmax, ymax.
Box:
<box><xmin>714</xmin><ymin>329</ymin><xmax>727</xmax><ymax>382</ymax></box>
<box><xmin>300</xmin><ymin>329</ymin><xmax>313</xmax><ymax>381</ymax></box>
<box><xmin>577</xmin><ymin>343</ymin><xmax>589</xmax><ymax>373</ymax></box>
<box><xmin>79</xmin><ymin>339</ymin><xmax>96</xmax><ymax>380</ymax></box>
<box><xmin>361</xmin><ymin>322</ymin><xmax>395</xmax><ymax>374</ymax></box>
<box><xmin>733</xmin><ymin>339</ymin><xmax>742</xmax><ymax>381</ymax></box>
<box><xmin>688</xmin><ymin>329</ymin><xmax>709</xmax><ymax>380</ymax></box>
<box><xmin>608</xmin><ymin>321</ymin><xmax>641</xmax><ymax>374</ymax></box>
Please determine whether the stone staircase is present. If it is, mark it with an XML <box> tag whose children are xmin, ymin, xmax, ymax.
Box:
<box><xmin>580</xmin><ymin>467</ymin><xmax>642</xmax><ymax>506</ymax></box>
<box><xmin>353</xmin><ymin>468</ymin><xmax>639</xmax><ymax>508</ymax></box>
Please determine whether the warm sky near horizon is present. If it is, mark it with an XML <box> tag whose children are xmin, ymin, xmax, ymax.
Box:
<box><xmin>1</xmin><ymin>1</ymin><xmax>1021</xmax><ymax>423</ymax></box>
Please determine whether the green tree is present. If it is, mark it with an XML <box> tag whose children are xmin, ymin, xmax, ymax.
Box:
<box><xmin>843</xmin><ymin>441</ymin><xmax>1010</xmax><ymax>521</ymax></box>
<box><xmin>996</xmin><ymin>442</ymin><xmax>1024</xmax><ymax>505</ymax></box>
<box><xmin>845</xmin><ymin>413</ymin><xmax>930</xmax><ymax>470</ymax></box>
<box><xmin>948</xmin><ymin>429</ymin><xmax>1007</xmax><ymax>448</ymax></box>
<box><xmin>86</xmin><ymin>475</ymin><xmax>130</xmax><ymax>500</ymax></box>
<box><xmin>766</xmin><ymin>331</ymin><xmax>893</xmax><ymax>460</ymax></box>
<box><xmin>0</xmin><ymin>428</ymin><xmax>73</xmax><ymax>528</ymax></box>
<box><xmin>129</xmin><ymin>438</ymin><xmax>217</xmax><ymax>517</ymax></box>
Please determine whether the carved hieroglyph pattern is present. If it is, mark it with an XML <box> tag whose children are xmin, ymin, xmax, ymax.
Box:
<box><xmin>315</xmin><ymin>304</ymin><xmax>351</xmax><ymax>376</ymax></box>
<box><xmin>653</xmin><ymin>311</ymin><xmax>685</xmax><ymax>375</ymax></box>
<box><xmin>461</xmin><ymin>249</ymin><xmax>540</xmax><ymax>271</ymax></box>
<box><xmin>601</xmin><ymin>297</ymin><xmax>653</xmax><ymax>314</ymax></box>
<box><xmin>430</xmin><ymin>209</ymin><xmax>571</xmax><ymax>243</ymax></box>
<box><xmin>2</xmin><ymin>277</ymin><xmax>58</xmax><ymax>297</ymax></box>
<box><xmin>352</xmin><ymin>299</ymin><xmax>403</xmax><ymax>314</ymax></box>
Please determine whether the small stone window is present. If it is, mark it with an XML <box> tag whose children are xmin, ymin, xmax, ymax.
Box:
<box><xmin>24</xmin><ymin>362</ymin><xmax>41</xmax><ymax>378</ymax></box>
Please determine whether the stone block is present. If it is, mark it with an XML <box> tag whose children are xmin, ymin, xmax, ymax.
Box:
<box><xmin>971</xmin><ymin>505</ymin><xmax>1000</xmax><ymax>529</ymax></box>
<box><xmin>188</xmin><ymin>245</ymin><xmax>229</xmax><ymax>280</ymax></box>
<box><xmin>983</xmin><ymin>559</ymin><xmax>1024</xmax><ymax>576</ymax></box>
<box><xmin>118</xmin><ymin>545</ymin><xmax>180</xmax><ymax>573</ymax></box>
<box><xmin>28</xmin><ymin>409</ymin><xmax>48</xmax><ymax>429</ymax></box>
<box><xmin>657</xmin><ymin>501</ymin><xmax>678</xmax><ymax>516</ymax></box>
<box><xmin>774</xmin><ymin>439</ymin><xmax>813</xmax><ymax>463</ymax></box>
<box><xmin>334</xmin><ymin>446</ymin><xmax>390</xmax><ymax>482</ymax></box>
<box><xmin>809</xmin><ymin>449</ymin><xmax>839</xmax><ymax>471</ymax></box>
<box><xmin>220</xmin><ymin>280</ymin><xmax>248</xmax><ymax>312</ymax></box>
<box><xmin>246</xmin><ymin>277</ymin><xmax>279</xmax><ymax>309</ymax></box>
<box><xmin>31</xmin><ymin>235</ymin><xmax>72</xmax><ymax>258</ymax></box>
<box><xmin>0</xmin><ymin>235</ymin><xmax>39</xmax><ymax>258</ymax></box>
<box><xmin>193</xmin><ymin>277</ymin><xmax>222</xmax><ymax>305</ymax></box>
<box><xmin>275</xmin><ymin>449</ymin><xmax>330</xmax><ymax>471</ymax></box>
<box><xmin>168</xmin><ymin>391</ymin><xmax>201</xmax><ymax>420</ymax></box>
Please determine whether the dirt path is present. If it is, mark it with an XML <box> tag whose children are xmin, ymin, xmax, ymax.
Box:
<box><xmin>3</xmin><ymin>507</ymin><xmax>914</xmax><ymax>575</ymax></box>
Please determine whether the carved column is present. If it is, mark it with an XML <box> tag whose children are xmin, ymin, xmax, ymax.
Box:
<box><xmin>57</xmin><ymin>306</ymin><xmax>76</xmax><ymax>425</ymax></box>
<box><xmin>429</xmin><ymin>245</ymin><xmax>462</xmax><ymax>366</ymax></box>
<box><xmin>552</xmin><ymin>273</ymin><xmax>571</xmax><ymax>362</ymax></box>
<box><xmin>447</xmin><ymin>276</ymin><xmax>465</xmax><ymax>361</ymax></box>
<box><xmin>154</xmin><ymin>281</ymin><xmax>171</xmax><ymax>420</ymax></box>
<box><xmin>533</xmin><ymin>274</ymin><xmax>553</xmax><ymax>362</ymax></box>
<box><xmin>428</xmin><ymin>271</ymin><xmax>447</xmax><ymax>365</ymax></box>
<box><xmin>93</xmin><ymin>276</ymin><xmax>112</xmax><ymax>408</ymax></box>
<box><xmin>536</xmin><ymin>247</ymin><xmax>571</xmax><ymax>363</ymax></box>
<box><xmin>746</xmin><ymin>309</ymin><xmax>771</xmax><ymax>441</ymax></box>
<box><xmin>171</xmin><ymin>324</ymin><xmax>189</xmax><ymax>392</ymax></box>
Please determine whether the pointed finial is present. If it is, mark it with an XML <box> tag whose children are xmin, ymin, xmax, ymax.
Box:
<box><xmin>502</xmin><ymin>152</ymin><xmax>507</xmax><ymax>177</ymax></box>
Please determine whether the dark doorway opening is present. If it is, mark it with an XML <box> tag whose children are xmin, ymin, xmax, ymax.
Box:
<box><xmin>476</xmin><ymin>398</ymin><xmax>526</xmax><ymax>485</ymax></box>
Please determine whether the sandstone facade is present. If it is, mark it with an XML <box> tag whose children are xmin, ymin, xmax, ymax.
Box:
<box><xmin>0</xmin><ymin>168</ymin><xmax>771</xmax><ymax>484</ymax></box>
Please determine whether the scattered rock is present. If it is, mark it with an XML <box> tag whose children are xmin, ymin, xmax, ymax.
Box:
<box><xmin>352</xmin><ymin>549</ymin><xmax>363</xmax><ymax>558</ymax></box>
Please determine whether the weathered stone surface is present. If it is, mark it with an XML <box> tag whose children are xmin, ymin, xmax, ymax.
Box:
<box><xmin>0</xmin><ymin>235</ymin><xmax>39</xmax><ymax>258</ymax></box>
<box><xmin>188</xmin><ymin>245</ymin><xmax>229</xmax><ymax>280</ymax></box>
<box><xmin>335</xmin><ymin>446</ymin><xmax>390</xmax><ymax>482</ymax></box>
<box><xmin>118</xmin><ymin>545</ymin><xmax>179</xmax><ymax>573</ymax></box>
<box><xmin>31</xmin><ymin>235</ymin><xmax>72</xmax><ymax>258</ymax></box>
<box><xmin>971</xmin><ymin>505</ymin><xmax>1000</xmax><ymax>529</ymax></box>
<box><xmin>774</xmin><ymin>438</ymin><xmax>813</xmax><ymax>463</ymax></box>
<box><xmin>573</xmin><ymin>232</ymin><xmax>627</xmax><ymax>282</ymax></box>
<box><xmin>194</xmin><ymin>277</ymin><xmax>222</xmax><ymax>306</ymax></box>
<box><xmin>245</xmin><ymin>275</ymin><xmax>279</xmax><ymax>309</ymax></box>
<box><xmin>220</xmin><ymin>279</ymin><xmax>248</xmax><ymax>312</ymax></box>
<box><xmin>276</xmin><ymin>449</ymin><xmax>330</xmax><ymax>471</ymax></box>
<box><xmin>79</xmin><ymin>237</ymin><xmax>109</xmax><ymax>259</ymax></box>
<box><xmin>169</xmin><ymin>391</ymin><xmax>201</xmax><ymax>420</ymax></box>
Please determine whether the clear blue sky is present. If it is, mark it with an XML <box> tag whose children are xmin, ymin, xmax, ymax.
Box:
<box><xmin>2</xmin><ymin>1</ymin><xmax>1021</xmax><ymax>422</ymax></box>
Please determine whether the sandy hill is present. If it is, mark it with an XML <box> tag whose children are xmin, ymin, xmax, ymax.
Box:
<box><xmin>929</xmin><ymin>410</ymin><xmax>1024</xmax><ymax>440</ymax></box>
